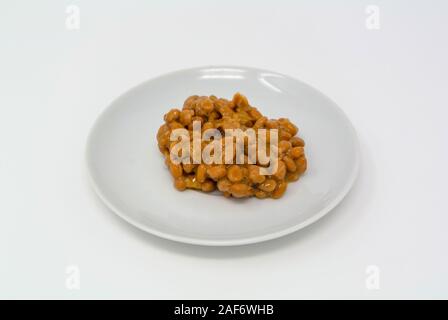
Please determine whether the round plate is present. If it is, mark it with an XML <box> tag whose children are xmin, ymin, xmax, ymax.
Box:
<box><xmin>86</xmin><ymin>66</ymin><xmax>359</xmax><ymax>246</ymax></box>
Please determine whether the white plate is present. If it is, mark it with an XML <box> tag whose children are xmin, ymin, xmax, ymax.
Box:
<box><xmin>86</xmin><ymin>66</ymin><xmax>359</xmax><ymax>246</ymax></box>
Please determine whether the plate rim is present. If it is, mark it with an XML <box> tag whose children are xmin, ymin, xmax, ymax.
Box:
<box><xmin>86</xmin><ymin>65</ymin><xmax>360</xmax><ymax>246</ymax></box>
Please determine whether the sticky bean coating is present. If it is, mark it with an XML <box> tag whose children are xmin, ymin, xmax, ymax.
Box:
<box><xmin>182</xmin><ymin>163</ymin><xmax>196</xmax><ymax>174</ymax></box>
<box><xmin>290</xmin><ymin>147</ymin><xmax>304</xmax><ymax>159</ymax></box>
<box><xmin>196</xmin><ymin>164</ymin><xmax>207</xmax><ymax>183</ymax></box>
<box><xmin>230</xmin><ymin>183</ymin><xmax>252</xmax><ymax>198</ymax></box>
<box><xmin>217</xmin><ymin>178</ymin><xmax>232</xmax><ymax>192</ymax></box>
<box><xmin>157</xmin><ymin>93</ymin><xmax>307</xmax><ymax>199</ymax></box>
<box><xmin>227</xmin><ymin>165</ymin><xmax>244</xmax><ymax>182</ymax></box>
<box><xmin>278</xmin><ymin>140</ymin><xmax>292</xmax><ymax>154</ymax></box>
<box><xmin>179</xmin><ymin>109</ymin><xmax>194</xmax><ymax>126</ymax></box>
<box><xmin>286</xmin><ymin>171</ymin><xmax>300</xmax><ymax>182</ymax></box>
<box><xmin>248</xmin><ymin>165</ymin><xmax>266</xmax><ymax>184</ymax></box>
<box><xmin>207</xmin><ymin>165</ymin><xmax>227</xmax><ymax>181</ymax></box>
<box><xmin>201</xmin><ymin>180</ymin><xmax>216</xmax><ymax>192</ymax></box>
<box><xmin>290</xmin><ymin>136</ymin><xmax>305</xmax><ymax>147</ymax></box>
<box><xmin>169</xmin><ymin>162</ymin><xmax>183</xmax><ymax>178</ymax></box>
<box><xmin>164</xmin><ymin>109</ymin><xmax>180</xmax><ymax>122</ymax></box>
<box><xmin>272</xmin><ymin>181</ymin><xmax>287</xmax><ymax>199</ymax></box>
<box><xmin>295</xmin><ymin>156</ymin><xmax>307</xmax><ymax>174</ymax></box>
<box><xmin>255</xmin><ymin>190</ymin><xmax>268</xmax><ymax>199</ymax></box>
<box><xmin>283</xmin><ymin>156</ymin><xmax>297</xmax><ymax>172</ymax></box>
<box><xmin>273</xmin><ymin>160</ymin><xmax>286</xmax><ymax>180</ymax></box>
<box><xmin>259</xmin><ymin>179</ymin><xmax>277</xmax><ymax>193</ymax></box>
<box><xmin>232</xmin><ymin>92</ymin><xmax>249</xmax><ymax>108</ymax></box>
<box><xmin>174</xmin><ymin>177</ymin><xmax>187</xmax><ymax>191</ymax></box>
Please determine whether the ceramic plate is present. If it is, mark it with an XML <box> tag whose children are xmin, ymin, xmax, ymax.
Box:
<box><xmin>86</xmin><ymin>66</ymin><xmax>359</xmax><ymax>246</ymax></box>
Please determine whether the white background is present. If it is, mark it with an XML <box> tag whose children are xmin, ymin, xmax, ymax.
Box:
<box><xmin>1</xmin><ymin>0</ymin><xmax>447</xmax><ymax>299</ymax></box>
